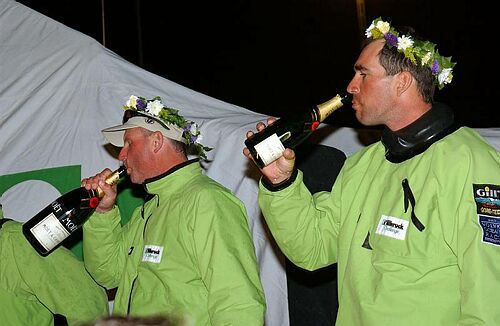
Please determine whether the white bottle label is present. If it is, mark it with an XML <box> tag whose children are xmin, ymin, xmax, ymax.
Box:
<box><xmin>30</xmin><ymin>212</ymin><xmax>70</xmax><ymax>251</ymax></box>
<box><xmin>254</xmin><ymin>133</ymin><xmax>286</xmax><ymax>166</ymax></box>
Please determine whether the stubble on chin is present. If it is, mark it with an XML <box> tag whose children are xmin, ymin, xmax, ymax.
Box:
<box><xmin>128</xmin><ymin>173</ymin><xmax>141</xmax><ymax>184</ymax></box>
<box><xmin>355</xmin><ymin>110</ymin><xmax>365</xmax><ymax>125</ymax></box>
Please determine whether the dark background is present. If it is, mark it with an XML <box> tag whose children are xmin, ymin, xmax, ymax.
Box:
<box><xmin>17</xmin><ymin>0</ymin><xmax>499</xmax><ymax>128</ymax></box>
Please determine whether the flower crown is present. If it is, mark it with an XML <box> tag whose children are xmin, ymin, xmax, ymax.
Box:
<box><xmin>124</xmin><ymin>95</ymin><xmax>213</xmax><ymax>159</ymax></box>
<box><xmin>365</xmin><ymin>17</ymin><xmax>456</xmax><ymax>89</ymax></box>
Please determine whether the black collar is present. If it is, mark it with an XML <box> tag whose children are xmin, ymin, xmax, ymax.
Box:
<box><xmin>141</xmin><ymin>159</ymin><xmax>199</xmax><ymax>201</ymax></box>
<box><xmin>381</xmin><ymin>103</ymin><xmax>459</xmax><ymax>163</ymax></box>
<box><xmin>143</xmin><ymin>159</ymin><xmax>199</xmax><ymax>186</ymax></box>
<box><xmin>0</xmin><ymin>218</ymin><xmax>12</xmax><ymax>229</ymax></box>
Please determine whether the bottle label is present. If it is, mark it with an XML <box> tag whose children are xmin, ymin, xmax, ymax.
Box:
<box><xmin>30</xmin><ymin>212</ymin><xmax>70</xmax><ymax>251</ymax></box>
<box><xmin>254</xmin><ymin>133</ymin><xmax>286</xmax><ymax>166</ymax></box>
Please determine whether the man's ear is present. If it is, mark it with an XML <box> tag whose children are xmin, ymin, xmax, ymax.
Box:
<box><xmin>395</xmin><ymin>71</ymin><xmax>413</xmax><ymax>96</ymax></box>
<box><xmin>151</xmin><ymin>131</ymin><xmax>164</xmax><ymax>153</ymax></box>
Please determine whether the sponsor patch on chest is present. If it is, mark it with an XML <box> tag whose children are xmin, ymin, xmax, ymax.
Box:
<box><xmin>473</xmin><ymin>184</ymin><xmax>500</xmax><ymax>246</ymax></box>
<box><xmin>375</xmin><ymin>215</ymin><xmax>409</xmax><ymax>240</ymax></box>
<box><xmin>478</xmin><ymin>215</ymin><xmax>500</xmax><ymax>246</ymax></box>
<box><xmin>473</xmin><ymin>184</ymin><xmax>500</xmax><ymax>217</ymax></box>
<box><xmin>142</xmin><ymin>245</ymin><xmax>164</xmax><ymax>263</ymax></box>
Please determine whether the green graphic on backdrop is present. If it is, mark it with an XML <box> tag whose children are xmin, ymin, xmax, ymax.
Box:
<box><xmin>0</xmin><ymin>165</ymin><xmax>144</xmax><ymax>260</ymax></box>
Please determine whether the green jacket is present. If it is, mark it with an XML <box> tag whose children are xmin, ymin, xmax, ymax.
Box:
<box><xmin>259</xmin><ymin>127</ymin><xmax>500</xmax><ymax>325</ymax></box>
<box><xmin>0</xmin><ymin>220</ymin><xmax>109</xmax><ymax>325</ymax></box>
<box><xmin>83</xmin><ymin>160</ymin><xmax>265</xmax><ymax>325</ymax></box>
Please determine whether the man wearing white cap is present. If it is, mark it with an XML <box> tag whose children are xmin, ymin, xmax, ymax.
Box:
<box><xmin>81</xmin><ymin>95</ymin><xmax>265</xmax><ymax>325</ymax></box>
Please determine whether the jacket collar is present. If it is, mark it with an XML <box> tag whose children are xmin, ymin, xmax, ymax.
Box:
<box><xmin>381</xmin><ymin>102</ymin><xmax>459</xmax><ymax>163</ymax></box>
<box><xmin>0</xmin><ymin>218</ymin><xmax>12</xmax><ymax>229</ymax></box>
<box><xmin>143</xmin><ymin>159</ymin><xmax>200</xmax><ymax>195</ymax></box>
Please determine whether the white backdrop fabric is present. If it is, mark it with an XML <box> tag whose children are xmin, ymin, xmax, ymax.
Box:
<box><xmin>1</xmin><ymin>0</ymin><xmax>499</xmax><ymax>325</ymax></box>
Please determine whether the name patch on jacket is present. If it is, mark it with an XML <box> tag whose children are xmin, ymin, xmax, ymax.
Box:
<box><xmin>142</xmin><ymin>245</ymin><xmax>164</xmax><ymax>263</ymax></box>
<box><xmin>376</xmin><ymin>215</ymin><xmax>409</xmax><ymax>240</ymax></box>
<box><xmin>474</xmin><ymin>184</ymin><xmax>500</xmax><ymax>246</ymax></box>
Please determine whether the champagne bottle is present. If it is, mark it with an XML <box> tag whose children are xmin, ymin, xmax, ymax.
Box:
<box><xmin>245</xmin><ymin>94</ymin><xmax>350</xmax><ymax>168</ymax></box>
<box><xmin>22</xmin><ymin>166</ymin><xmax>126</xmax><ymax>256</ymax></box>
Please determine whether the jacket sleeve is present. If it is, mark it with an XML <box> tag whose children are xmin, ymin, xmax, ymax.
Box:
<box><xmin>258</xmin><ymin>169</ymin><xmax>342</xmax><ymax>271</ymax></box>
<box><xmin>83</xmin><ymin>206</ymin><xmax>128</xmax><ymax>289</ymax></box>
<box><xmin>191</xmin><ymin>188</ymin><xmax>266</xmax><ymax>325</ymax></box>
<box><xmin>13</xmin><ymin>224</ymin><xmax>109</xmax><ymax>325</ymax></box>
<box><xmin>452</xmin><ymin>145</ymin><xmax>500</xmax><ymax>325</ymax></box>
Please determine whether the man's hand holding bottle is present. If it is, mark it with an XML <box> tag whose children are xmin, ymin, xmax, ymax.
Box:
<box><xmin>81</xmin><ymin>168</ymin><xmax>118</xmax><ymax>213</ymax></box>
<box><xmin>243</xmin><ymin>94</ymin><xmax>348</xmax><ymax>184</ymax></box>
<box><xmin>243</xmin><ymin>117</ymin><xmax>296</xmax><ymax>185</ymax></box>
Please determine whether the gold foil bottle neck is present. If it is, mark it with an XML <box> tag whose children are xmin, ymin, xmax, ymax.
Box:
<box><xmin>316</xmin><ymin>94</ymin><xmax>346</xmax><ymax>122</ymax></box>
<box><xmin>97</xmin><ymin>166</ymin><xmax>125</xmax><ymax>198</ymax></box>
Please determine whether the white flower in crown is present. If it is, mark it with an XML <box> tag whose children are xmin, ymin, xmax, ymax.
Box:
<box><xmin>122</xmin><ymin>95</ymin><xmax>213</xmax><ymax>159</ymax></box>
<box><xmin>397</xmin><ymin>35</ymin><xmax>414</xmax><ymax>51</ymax></box>
<box><xmin>365</xmin><ymin>22</ymin><xmax>375</xmax><ymax>37</ymax></box>
<box><xmin>189</xmin><ymin>122</ymin><xmax>199</xmax><ymax>135</ymax></box>
<box><xmin>126</xmin><ymin>95</ymin><xmax>139</xmax><ymax>109</ymax></box>
<box><xmin>375</xmin><ymin>20</ymin><xmax>390</xmax><ymax>34</ymax></box>
<box><xmin>438</xmin><ymin>68</ymin><xmax>453</xmax><ymax>85</ymax></box>
<box><xmin>421</xmin><ymin>51</ymin><xmax>432</xmax><ymax>66</ymax></box>
<box><xmin>146</xmin><ymin>99</ymin><xmax>164</xmax><ymax>116</ymax></box>
<box><xmin>366</xmin><ymin>17</ymin><xmax>456</xmax><ymax>89</ymax></box>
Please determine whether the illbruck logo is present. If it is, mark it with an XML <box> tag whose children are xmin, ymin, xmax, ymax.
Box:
<box><xmin>142</xmin><ymin>245</ymin><xmax>164</xmax><ymax>263</ymax></box>
<box><xmin>382</xmin><ymin>219</ymin><xmax>404</xmax><ymax>230</ymax></box>
<box><xmin>145</xmin><ymin>248</ymin><xmax>160</xmax><ymax>255</ymax></box>
<box><xmin>376</xmin><ymin>215</ymin><xmax>409</xmax><ymax>240</ymax></box>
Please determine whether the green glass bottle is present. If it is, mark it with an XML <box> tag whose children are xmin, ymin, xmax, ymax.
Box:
<box><xmin>245</xmin><ymin>94</ymin><xmax>350</xmax><ymax>168</ymax></box>
<box><xmin>23</xmin><ymin>166</ymin><xmax>126</xmax><ymax>256</ymax></box>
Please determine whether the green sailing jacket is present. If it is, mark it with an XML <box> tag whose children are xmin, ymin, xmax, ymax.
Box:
<box><xmin>0</xmin><ymin>220</ymin><xmax>109</xmax><ymax>326</ymax></box>
<box><xmin>259</xmin><ymin>127</ymin><xmax>500</xmax><ymax>325</ymax></box>
<box><xmin>83</xmin><ymin>160</ymin><xmax>265</xmax><ymax>325</ymax></box>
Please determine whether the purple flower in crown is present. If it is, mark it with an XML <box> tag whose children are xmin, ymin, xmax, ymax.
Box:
<box><xmin>136</xmin><ymin>98</ymin><xmax>147</xmax><ymax>110</ymax></box>
<box><xmin>384</xmin><ymin>33</ymin><xmax>398</xmax><ymax>47</ymax></box>
<box><xmin>431</xmin><ymin>59</ymin><xmax>440</xmax><ymax>75</ymax></box>
<box><xmin>122</xmin><ymin>95</ymin><xmax>213</xmax><ymax>158</ymax></box>
<box><xmin>183</xmin><ymin>121</ymin><xmax>194</xmax><ymax>133</ymax></box>
<box><xmin>183</xmin><ymin>120</ymin><xmax>202</xmax><ymax>145</ymax></box>
<box><xmin>364</xmin><ymin>17</ymin><xmax>456</xmax><ymax>89</ymax></box>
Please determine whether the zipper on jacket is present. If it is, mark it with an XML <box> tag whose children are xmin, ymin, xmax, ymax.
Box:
<box><xmin>127</xmin><ymin>276</ymin><xmax>137</xmax><ymax>314</ymax></box>
<box><xmin>140</xmin><ymin>198</ymin><xmax>154</xmax><ymax>237</ymax></box>
<box><xmin>128</xmin><ymin>198</ymin><xmax>155</xmax><ymax>314</ymax></box>
<box><xmin>402</xmin><ymin>178</ymin><xmax>425</xmax><ymax>231</ymax></box>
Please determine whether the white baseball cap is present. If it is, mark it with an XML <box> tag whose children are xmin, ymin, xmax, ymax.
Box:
<box><xmin>102</xmin><ymin>111</ymin><xmax>185</xmax><ymax>147</ymax></box>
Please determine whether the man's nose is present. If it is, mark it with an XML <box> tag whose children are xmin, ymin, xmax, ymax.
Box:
<box><xmin>118</xmin><ymin>148</ymin><xmax>126</xmax><ymax>161</ymax></box>
<box><xmin>347</xmin><ymin>78</ymin><xmax>359</xmax><ymax>94</ymax></box>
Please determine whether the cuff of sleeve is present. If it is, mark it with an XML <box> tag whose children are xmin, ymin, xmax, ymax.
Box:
<box><xmin>261</xmin><ymin>169</ymin><xmax>299</xmax><ymax>192</ymax></box>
